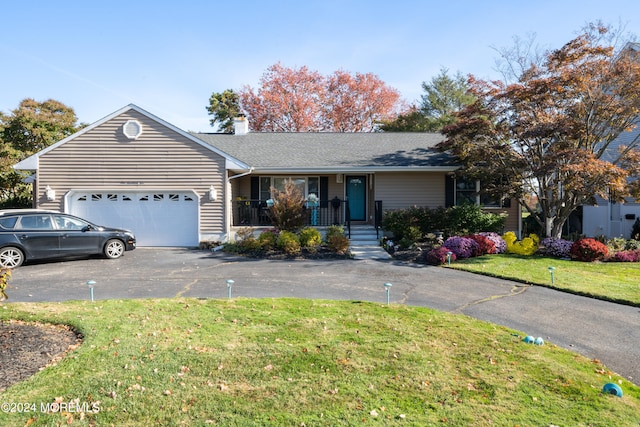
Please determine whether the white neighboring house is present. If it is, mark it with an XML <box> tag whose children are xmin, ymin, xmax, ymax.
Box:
<box><xmin>580</xmin><ymin>42</ymin><xmax>640</xmax><ymax>239</ymax></box>
<box><xmin>582</xmin><ymin>117</ymin><xmax>640</xmax><ymax>239</ymax></box>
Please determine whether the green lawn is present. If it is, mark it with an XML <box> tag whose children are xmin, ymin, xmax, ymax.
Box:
<box><xmin>449</xmin><ymin>254</ymin><xmax>640</xmax><ymax>306</ymax></box>
<box><xmin>0</xmin><ymin>298</ymin><xmax>638</xmax><ymax>426</ymax></box>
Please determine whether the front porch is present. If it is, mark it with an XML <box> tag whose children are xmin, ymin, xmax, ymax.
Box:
<box><xmin>230</xmin><ymin>199</ymin><xmax>384</xmax><ymax>239</ymax></box>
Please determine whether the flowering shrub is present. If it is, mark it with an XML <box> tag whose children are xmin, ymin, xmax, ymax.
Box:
<box><xmin>466</xmin><ymin>234</ymin><xmax>496</xmax><ymax>256</ymax></box>
<box><xmin>478</xmin><ymin>232</ymin><xmax>507</xmax><ymax>254</ymax></box>
<box><xmin>503</xmin><ymin>232</ymin><xmax>539</xmax><ymax>256</ymax></box>
<box><xmin>570</xmin><ymin>238</ymin><xmax>608</xmax><ymax>262</ymax></box>
<box><xmin>625</xmin><ymin>239</ymin><xmax>640</xmax><ymax>250</ymax></box>
<box><xmin>540</xmin><ymin>237</ymin><xmax>574</xmax><ymax>259</ymax></box>
<box><xmin>443</xmin><ymin>236</ymin><xmax>479</xmax><ymax>259</ymax></box>
<box><xmin>425</xmin><ymin>246</ymin><xmax>457</xmax><ymax>265</ymax></box>
<box><xmin>610</xmin><ymin>250</ymin><xmax>640</xmax><ymax>262</ymax></box>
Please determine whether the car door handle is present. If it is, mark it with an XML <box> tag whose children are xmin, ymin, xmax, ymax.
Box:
<box><xmin>19</xmin><ymin>234</ymin><xmax>29</xmax><ymax>240</ymax></box>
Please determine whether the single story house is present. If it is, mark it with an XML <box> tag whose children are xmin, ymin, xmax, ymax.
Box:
<box><xmin>13</xmin><ymin>104</ymin><xmax>520</xmax><ymax>246</ymax></box>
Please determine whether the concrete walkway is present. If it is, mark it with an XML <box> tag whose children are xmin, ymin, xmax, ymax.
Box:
<box><xmin>8</xmin><ymin>248</ymin><xmax>640</xmax><ymax>385</ymax></box>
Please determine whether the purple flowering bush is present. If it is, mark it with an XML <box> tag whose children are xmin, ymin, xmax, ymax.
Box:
<box><xmin>478</xmin><ymin>232</ymin><xmax>506</xmax><ymax>254</ymax></box>
<box><xmin>443</xmin><ymin>236</ymin><xmax>479</xmax><ymax>259</ymax></box>
<box><xmin>425</xmin><ymin>246</ymin><xmax>458</xmax><ymax>265</ymax></box>
<box><xmin>540</xmin><ymin>237</ymin><xmax>574</xmax><ymax>259</ymax></box>
<box><xmin>610</xmin><ymin>250</ymin><xmax>640</xmax><ymax>262</ymax></box>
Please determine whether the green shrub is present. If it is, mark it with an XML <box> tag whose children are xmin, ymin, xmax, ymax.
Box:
<box><xmin>299</xmin><ymin>227</ymin><xmax>322</xmax><ymax>247</ymax></box>
<box><xmin>381</xmin><ymin>206</ymin><xmax>433</xmax><ymax>241</ymax></box>
<box><xmin>258</xmin><ymin>229</ymin><xmax>278</xmax><ymax>250</ymax></box>
<box><xmin>325</xmin><ymin>225</ymin><xmax>345</xmax><ymax>242</ymax></box>
<box><xmin>607</xmin><ymin>237</ymin><xmax>627</xmax><ymax>253</ymax></box>
<box><xmin>239</xmin><ymin>236</ymin><xmax>263</xmax><ymax>253</ymax></box>
<box><xmin>626</xmin><ymin>239</ymin><xmax>640</xmax><ymax>250</ymax></box>
<box><xmin>443</xmin><ymin>203</ymin><xmax>506</xmax><ymax>236</ymax></box>
<box><xmin>277</xmin><ymin>230</ymin><xmax>301</xmax><ymax>255</ymax></box>
<box><xmin>632</xmin><ymin>218</ymin><xmax>640</xmax><ymax>240</ymax></box>
<box><xmin>382</xmin><ymin>203</ymin><xmax>505</xmax><ymax>240</ymax></box>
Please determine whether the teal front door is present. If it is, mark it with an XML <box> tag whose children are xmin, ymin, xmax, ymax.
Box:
<box><xmin>346</xmin><ymin>176</ymin><xmax>366</xmax><ymax>221</ymax></box>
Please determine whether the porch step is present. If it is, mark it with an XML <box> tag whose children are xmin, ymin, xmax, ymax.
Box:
<box><xmin>347</xmin><ymin>226</ymin><xmax>391</xmax><ymax>260</ymax></box>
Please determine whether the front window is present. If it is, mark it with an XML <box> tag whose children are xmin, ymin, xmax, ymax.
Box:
<box><xmin>456</xmin><ymin>179</ymin><xmax>509</xmax><ymax>208</ymax></box>
<box><xmin>456</xmin><ymin>180</ymin><xmax>479</xmax><ymax>206</ymax></box>
<box><xmin>260</xmin><ymin>176</ymin><xmax>319</xmax><ymax>200</ymax></box>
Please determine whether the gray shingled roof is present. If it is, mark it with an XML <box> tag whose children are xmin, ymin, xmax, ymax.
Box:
<box><xmin>192</xmin><ymin>132</ymin><xmax>457</xmax><ymax>171</ymax></box>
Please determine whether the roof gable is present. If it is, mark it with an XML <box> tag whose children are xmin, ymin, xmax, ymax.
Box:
<box><xmin>13</xmin><ymin>104</ymin><xmax>249</xmax><ymax>171</ymax></box>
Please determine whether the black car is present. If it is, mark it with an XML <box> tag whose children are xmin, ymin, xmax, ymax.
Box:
<box><xmin>0</xmin><ymin>210</ymin><xmax>136</xmax><ymax>268</ymax></box>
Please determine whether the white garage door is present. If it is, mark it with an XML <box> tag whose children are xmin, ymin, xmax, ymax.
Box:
<box><xmin>67</xmin><ymin>191</ymin><xmax>199</xmax><ymax>247</ymax></box>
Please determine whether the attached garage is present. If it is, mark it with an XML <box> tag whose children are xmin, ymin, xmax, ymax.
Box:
<box><xmin>66</xmin><ymin>191</ymin><xmax>199</xmax><ymax>247</ymax></box>
<box><xmin>13</xmin><ymin>105</ymin><xmax>250</xmax><ymax>246</ymax></box>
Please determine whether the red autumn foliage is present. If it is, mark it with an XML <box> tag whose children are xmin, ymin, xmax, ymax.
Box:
<box><xmin>239</xmin><ymin>63</ymin><xmax>403</xmax><ymax>132</ymax></box>
<box><xmin>466</xmin><ymin>234</ymin><xmax>497</xmax><ymax>256</ymax></box>
<box><xmin>570</xmin><ymin>238</ymin><xmax>609</xmax><ymax>262</ymax></box>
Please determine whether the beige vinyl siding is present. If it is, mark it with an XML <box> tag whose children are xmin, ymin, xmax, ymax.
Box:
<box><xmin>374</xmin><ymin>172</ymin><xmax>445</xmax><ymax>210</ymax></box>
<box><xmin>36</xmin><ymin>110</ymin><xmax>226</xmax><ymax>235</ymax></box>
<box><xmin>485</xmin><ymin>204</ymin><xmax>520</xmax><ymax>233</ymax></box>
<box><xmin>327</xmin><ymin>175</ymin><xmax>345</xmax><ymax>200</ymax></box>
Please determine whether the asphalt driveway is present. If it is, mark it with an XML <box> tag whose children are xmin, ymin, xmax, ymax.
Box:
<box><xmin>7</xmin><ymin>248</ymin><xmax>640</xmax><ymax>385</ymax></box>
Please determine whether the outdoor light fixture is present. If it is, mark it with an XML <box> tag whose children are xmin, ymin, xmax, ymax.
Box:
<box><xmin>548</xmin><ymin>266</ymin><xmax>556</xmax><ymax>285</ymax></box>
<box><xmin>226</xmin><ymin>279</ymin><xmax>234</xmax><ymax>299</ymax></box>
<box><xmin>45</xmin><ymin>185</ymin><xmax>56</xmax><ymax>201</ymax></box>
<box><xmin>384</xmin><ymin>282</ymin><xmax>393</xmax><ymax>305</ymax></box>
<box><xmin>208</xmin><ymin>185</ymin><xmax>218</xmax><ymax>202</ymax></box>
<box><xmin>86</xmin><ymin>280</ymin><xmax>96</xmax><ymax>302</ymax></box>
<box><xmin>446</xmin><ymin>251</ymin><xmax>453</xmax><ymax>265</ymax></box>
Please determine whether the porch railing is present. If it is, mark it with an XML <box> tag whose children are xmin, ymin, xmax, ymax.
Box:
<box><xmin>374</xmin><ymin>200</ymin><xmax>383</xmax><ymax>238</ymax></box>
<box><xmin>233</xmin><ymin>199</ymin><xmax>350</xmax><ymax>230</ymax></box>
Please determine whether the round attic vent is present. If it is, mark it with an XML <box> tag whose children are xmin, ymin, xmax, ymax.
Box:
<box><xmin>123</xmin><ymin>120</ymin><xmax>143</xmax><ymax>140</ymax></box>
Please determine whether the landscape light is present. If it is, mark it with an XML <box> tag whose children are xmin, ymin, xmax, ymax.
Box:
<box><xmin>86</xmin><ymin>280</ymin><xmax>96</xmax><ymax>302</ymax></box>
<box><xmin>226</xmin><ymin>279</ymin><xmax>235</xmax><ymax>299</ymax></box>
<box><xmin>383</xmin><ymin>282</ymin><xmax>393</xmax><ymax>305</ymax></box>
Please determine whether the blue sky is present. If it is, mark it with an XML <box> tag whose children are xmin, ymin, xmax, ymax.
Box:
<box><xmin>2</xmin><ymin>0</ymin><xmax>638</xmax><ymax>132</ymax></box>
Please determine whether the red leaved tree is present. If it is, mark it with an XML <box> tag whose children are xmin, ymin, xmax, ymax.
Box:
<box><xmin>235</xmin><ymin>63</ymin><xmax>403</xmax><ymax>132</ymax></box>
<box><xmin>439</xmin><ymin>23</ymin><xmax>640</xmax><ymax>238</ymax></box>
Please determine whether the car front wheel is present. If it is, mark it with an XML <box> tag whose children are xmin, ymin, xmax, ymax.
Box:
<box><xmin>104</xmin><ymin>239</ymin><xmax>125</xmax><ymax>259</ymax></box>
<box><xmin>0</xmin><ymin>247</ymin><xmax>24</xmax><ymax>268</ymax></box>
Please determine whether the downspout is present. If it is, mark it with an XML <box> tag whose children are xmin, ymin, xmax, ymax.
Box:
<box><xmin>225</xmin><ymin>168</ymin><xmax>254</xmax><ymax>241</ymax></box>
<box><xmin>228</xmin><ymin>167</ymin><xmax>254</xmax><ymax>182</ymax></box>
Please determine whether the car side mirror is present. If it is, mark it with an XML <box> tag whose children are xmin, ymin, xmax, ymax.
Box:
<box><xmin>82</xmin><ymin>225</ymin><xmax>93</xmax><ymax>232</ymax></box>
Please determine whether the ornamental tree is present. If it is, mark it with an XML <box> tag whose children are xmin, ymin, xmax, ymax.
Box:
<box><xmin>207</xmin><ymin>63</ymin><xmax>403</xmax><ymax>132</ymax></box>
<box><xmin>439</xmin><ymin>23</ymin><xmax>640</xmax><ymax>238</ymax></box>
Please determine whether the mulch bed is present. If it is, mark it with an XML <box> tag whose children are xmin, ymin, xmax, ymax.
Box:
<box><xmin>0</xmin><ymin>320</ymin><xmax>82</xmax><ymax>391</ymax></box>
